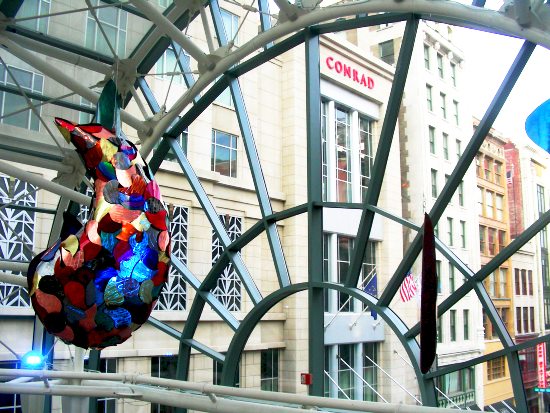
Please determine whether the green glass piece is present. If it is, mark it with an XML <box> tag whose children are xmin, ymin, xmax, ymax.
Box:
<box><xmin>95</xmin><ymin>79</ymin><xmax>122</xmax><ymax>131</ymax></box>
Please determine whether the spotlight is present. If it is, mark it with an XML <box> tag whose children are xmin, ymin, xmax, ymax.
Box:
<box><xmin>21</xmin><ymin>351</ymin><xmax>45</xmax><ymax>369</ymax></box>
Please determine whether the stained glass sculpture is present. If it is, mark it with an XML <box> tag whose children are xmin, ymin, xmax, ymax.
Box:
<box><xmin>525</xmin><ymin>99</ymin><xmax>550</xmax><ymax>153</ymax></box>
<box><xmin>27</xmin><ymin>118</ymin><xmax>170</xmax><ymax>349</ymax></box>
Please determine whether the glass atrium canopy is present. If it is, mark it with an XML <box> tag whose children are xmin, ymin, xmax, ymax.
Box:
<box><xmin>0</xmin><ymin>0</ymin><xmax>549</xmax><ymax>412</ymax></box>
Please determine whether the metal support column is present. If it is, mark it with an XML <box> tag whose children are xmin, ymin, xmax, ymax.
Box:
<box><xmin>305</xmin><ymin>29</ymin><xmax>324</xmax><ymax>397</ymax></box>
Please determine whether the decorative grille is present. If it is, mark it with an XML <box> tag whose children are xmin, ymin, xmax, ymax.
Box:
<box><xmin>156</xmin><ymin>205</ymin><xmax>187</xmax><ymax>310</ymax></box>
<box><xmin>212</xmin><ymin>215</ymin><xmax>242</xmax><ymax>311</ymax></box>
<box><xmin>0</xmin><ymin>175</ymin><xmax>36</xmax><ymax>307</ymax></box>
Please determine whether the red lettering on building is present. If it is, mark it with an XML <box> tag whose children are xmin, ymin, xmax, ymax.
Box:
<box><xmin>324</xmin><ymin>55</ymin><xmax>375</xmax><ymax>90</ymax></box>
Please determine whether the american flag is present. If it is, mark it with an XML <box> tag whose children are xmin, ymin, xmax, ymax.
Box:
<box><xmin>506</xmin><ymin>170</ymin><xmax>513</xmax><ymax>185</ymax></box>
<box><xmin>399</xmin><ymin>271</ymin><xmax>418</xmax><ymax>302</ymax></box>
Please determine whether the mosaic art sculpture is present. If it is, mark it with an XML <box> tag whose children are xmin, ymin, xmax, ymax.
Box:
<box><xmin>27</xmin><ymin>115</ymin><xmax>170</xmax><ymax>349</ymax></box>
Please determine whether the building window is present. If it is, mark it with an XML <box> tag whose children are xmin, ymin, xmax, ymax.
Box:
<box><xmin>436</xmin><ymin>260</ymin><xmax>442</xmax><ymax>294</ymax></box>
<box><xmin>84</xmin><ymin>358</ymin><xmax>117</xmax><ymax>413</ymax></box>
<box><xmin>447</xmin><ymin>217</ymin><xmax>453</xmax><ymax>246</ymax></box>
<box><xmin>155</xmin><ymin>46</ymin><xmax>185</xmax><ymax>85</ymax></box>
<box><xmin>431</xmin><ymin>169</ymin><xmax>438</xmax><ymax>198</ymax></box>
<box><xmin>440</xmin><ymin>92</ymin><xmax>447</xmax><ymax>119</ymax></box>
<box><xmin>537</xmin><ymin>185</ymin><xmax>545</xmax><ymax>216</ymax></box>
<box><xmin>495</xmin><ymin>194</ymin><xmax>504</xmax><ymax>221</ymax></box>
<box><xmin>156</xmin><ymin>205</ymin><xmax>187</xmax><ymax>310</ymax></box>
<box><xmin>499</xmin><ymin>268</ymin><xmax>507</xmax><ymax>298</ymax></box>
<box><xmin>530</xmin><ymin>307</ymin><xmax>535</xmax><ymax>332</ymax></box>
<box><xmin>494</xmin><ymin>161</ymin><xmax>503</xmax><ymax>185</ymax></box>
<box><xmin>429</xmin><ymin>126</ymin><xmax>436</xmax><ymax>154</ymax></box>
<box><xmin>450</xmin><ymin>310</ymin><xmax>456</xmax><ymax>341</ymax></box>
<box><xmin>442</xmin><ymin>133</ymin><xmax>449</xmax><ymax>160</ymax></box>
<box><xmin>477</xmin><ymin>186</ymin><xmax>483</xmax><ymax>215</ymax></box>
<box><xmin>85</xmin><ymin>0</ymin><xmax>127</xmax><ymax>57</ymax></box>
<box><xmin>486</xmin><ymin>191</ymin><xmax>494</xmax><ymax>219</ymax></box>
<box><xmin>426</xmin><ymin>85</ymin><xmax>433</xmax><ymax>111</ymax></box>
<box><xmin>458</xmin><ymin>181</ymin><xmax>464</xmax><ymax>206</ymax></box>
<box><xmin>212</xmin><ymin>215</ymin><xmax>242</xmax><ymax>311</ymax></box>
<box><xmin>0</xmin><ymin>65</ymin><xmax>44</xmax><ymax>131</ymax></box>
<box><xmin>321</xmin><ymin>101</ymin><xmax>329</xmax><ymax>201</ymax></box>
<box><xmin>516</xmin><ymin>306</ymin><xmax>522</xmax><ymax>333</ymax></box>
<box><xmin>151</xmin><ymin>355</ymin><xmax>178</xmax><ymax>412</ymax></box>
<box><xmin>359</xmin><ymin>115</ymin><xmax>374</xmax><ymax>199</ymax></box>
<box><xmin>337</xmin><ymin>344</ymin><xmax>355</xmax><ymax>399</ymax></box>
<box><xmin>528</xmin><ymin>270</ymin><xmax>533</xmax><ymax>295</ymax></box>
<box><xmin>213</xmin><ymin>9</ymin><xmax>239</xmax><ymax>107</ymax></box>
<box><xmin>0</xmin><ymin>175</ymin><xmax>36</xmax><ymax>307</ymax></box>
<box><xmin>213</xmin><ymin>357</ymin><xmax>240</xmax><ymax>386</ymax></box>
<box><xmin>335</xmin><ymin>106</ymin><xmax>352</xmax><ymax>202</ymax></box>
<box><xmin>498</xmin><ymin>230</ymin><xmax>506</xmax><ymax>253</ymax></box>
<box><xmin>459</xmin><ymin>220</ymin><xmax>466</xmax><ymax>248</ymax></box>
<box><xmin>456</xmin><ymin>139</ymin><xmax>462</xmax><ymax>160</ymax></box>
<box><xmin>463</xmin><ymin>310</ymin><xmax>469</xmax><ymax>340</ymax></box>
<box><xmin>523</xmin><ymin>306</ymin><xmax>529</xmax><ymax>333</ymax></box>
<box><xmin>449</xmin><ymin>263</ymin><xmax>455</xmax><ymax>293</ymax></box>
<box><xmin>337</xmin><ymin>236</ymin><xmax>353</xmax><ymax>312</ymax></box>
<box><xmin>488</xmin><ymin>228</ymin><xmax>496</xmax><ymax>255</ymax></box>
<box><xmin>453</xmin><ymin>100</ymin><xmax>459</xmax><ymax>125</ymax></box>
<box><xmin>484</xmin><ymin>157</ymin><xmax>493</xmax><ymax>181</ymax></box>
<box><xmin>211</xmin><ymin>129</ymin><xmax>238</xmax><ymax>177</ymax></box>
<box><xmin>437</xmin><ymin>317</ymin><xmax>443</xmax><ymax>343</ymax></box>
<box><xmin>437</xmin><ymin>53</ymin><xmax>444</xmax><ymax>78</ymax></box>
<box><xmin>450</xmin><ymin>62</ymin><xmax>457</xmax><ymax>86</ymax></box>
<box><xmin>363</xmin><ymin>343</ymin><xmax>378</xmax><ymax>401</ymax></box>
<box><xmin>487</xmin><ymin>357</ymin><xmax>506</xmax><ymax>380</ymax></box>
<box><xmin>479</xmin><ymin>225</ymin><xmax>486</xmax><ymax>254</ymax></box>
<box><xmin>379</xmin><ymin>40</ymin><xmax>395</xmax><ymax>65</ymax></box>
<box><xmin>17</xmin><ymin>0</ymin><xmax>50</xmax><ymax>33</ymax></box>
<box><xmin>261</xmin><ymin>349</ymin><xmax>279</xmax><ymax>392</ymax></box>
<box><xmin>514</xmin><ymin>269</ymin><xmax>520</xmax><ymax>295</ymax></box>
<box><xmin>424</xmin><ymin>45</ymin><xmax>431</xmax><ymax>69</ymax></box>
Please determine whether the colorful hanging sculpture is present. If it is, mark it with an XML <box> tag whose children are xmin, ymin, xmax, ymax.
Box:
<box><xmin>27</xmin><ymin>83</ymin><xmax>170</xmax><ymax>349</ymax></box>
<box><xmin>525</xmin><ymin>99</ymin><xmax>550</xmax><ymax>153</ymax></box>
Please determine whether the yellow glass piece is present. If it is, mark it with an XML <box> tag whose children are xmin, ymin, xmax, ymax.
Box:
<box><xmin>60</xmin><ymin>234</ymin><xmax>79</xmax><ymax>255</ymax></box>
<box><xmin>131</xmin><ymin>213</ymin><xmax>151</xmax><ymax>232</ymax></box>
<box><xmin>55</xmin><ymin>124</ymin><xmax>71</xmax><ymax>143</ymax></box>
<box><xmin>93</xmin><ymin>197</ymin><xmax>111</xmax><ymax>222</ymax></box>
<box><xmin>159</xmin><ymin>251</ymin><xmax>170</xmax><ymax>264</ymax></box>
<box><xmin>29</xmin><ymin>273</ymin><xmax>40</xmax><ymax>296</ymax></box>
<box><xmin>100</xmin><ymin>138</ymin><xmax>118</xmax><ymax>162</ymax></box>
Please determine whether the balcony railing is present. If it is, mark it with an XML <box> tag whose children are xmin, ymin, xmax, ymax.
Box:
<box><xmin>438</xmin><ymin>390</ymin><xmax>476</xmax><ymax>409</ymax></box>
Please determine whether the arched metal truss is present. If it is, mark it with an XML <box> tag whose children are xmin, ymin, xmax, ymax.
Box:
<box><xmin>0</xmin><ymin>0</ymin><xmax>549</xmax><ymax>412</ymax></box>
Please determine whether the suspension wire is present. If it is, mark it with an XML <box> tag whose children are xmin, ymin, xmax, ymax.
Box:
<box><xmin>0</xmin><ymin>91</ymin><xmax>75</xmax><ymax>121</ymax></box>
<box><xmin>162</xmin><ymin>25</ymin><xmax>190</xmax><ymax>110</ymax></box>
<box><xmin>324</xmin><ymin>370</ymin><xmax>351</xmax><ymax>400</ymax></box>
<box><xmin>0</xmin><ymin>339</ymin><xmax>20</xmax><ymax>360</ymax></box>
<box><xmin>0</xmin><ymin>57</ymin><xmax>64</xmax><ymax>152</ymax></box>
<box><xmin>336</xmin><ymin>354</ymin><xmax>388</xmax><ymax>403</ymax></box>
<box><xmin>231</xmin><ymin>0</ymin><xmax>256</xmax><ymax>45</ymax></box>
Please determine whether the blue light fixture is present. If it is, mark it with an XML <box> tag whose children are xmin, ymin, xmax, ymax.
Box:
<box><xmin>21</xmin><ymin>351</ymin><xmax>45</xmax><ymax>369</ymax></box>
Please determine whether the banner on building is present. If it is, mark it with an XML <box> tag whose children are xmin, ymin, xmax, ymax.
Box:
<box><xmin>537</xmin><ymin>342</ymin><xmax>547</xmax><ymax>388</ymax></box>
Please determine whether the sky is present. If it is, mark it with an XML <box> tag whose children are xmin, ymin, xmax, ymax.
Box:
<box><xmin>450</xmin><ymin>0</ymin><xmax>550</xmax><ymax>147</ymax></box>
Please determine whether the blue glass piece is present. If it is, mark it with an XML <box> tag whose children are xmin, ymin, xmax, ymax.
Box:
<box><xmin>100</xmin><ymin>231</ymin><xmax>118</xmax><ymax>253</ymax></box>
<box><xmin>117</xmin><ymin>277</ymin><xmax>140</xmax><ymax>297</ymax></box>
<box><xmin>142</xmin><ymin>248</ymin><xmax>158</xmax><ymax>270</ymax></box>
<box><xmin>65</xmin><ymin>305</ymin><xmax>85</xmax><ymax>323</ymax></box>
<box><xmin>131</xmin><ymin>261</ymin><xmax>156</xmax><ymax>282</ymax></box>
<box><xmin>95</xmin><ymin>267</ymin><xmax>118</xmax><ymax>291</ymax></box>
<box><xmin>129</xmin><ymin>232</ymin><xmax>149</xmax><ymax>255</ymax></box>
<box><xmin>119</xmin><ymin>255</ymin><xmax>140</xmax><ymax>279</ymax></box>
<box><xmin>526</xmin><ymin>99</ymin><xmax>550</xmax><ymax>153</ymax></box>
<box><xmin>95</xmin><ymin>290</ymin><xmax>104</xmax><ymax>306</ymax></box>
<box><xmin>105</xmin><ymin>307</ymin><xmax>132</xmax><ymax>328</ymax></box>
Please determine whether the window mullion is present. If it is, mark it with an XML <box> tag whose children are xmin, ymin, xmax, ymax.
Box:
<box><xmin>326</xmin><ymin>100</ymin><xmax>336</xmax><ymax>201</ymax></box>
<box><xmin>350</xmin><ymin>110</ymin><xmax>360</xmax><ymax>204</ymax></box>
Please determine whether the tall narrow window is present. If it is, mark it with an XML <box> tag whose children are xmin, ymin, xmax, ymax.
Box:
<box><xmin>379</xmin><ymin>40</ymin><xmax>395</xmax><ymax>65</ymax></box>
<box><xmin>449</xmin><ymin>263</ymin><xmax>455</xmax><ymax>293</ymax></box>
<box><xmin>498</xmin><ymin>230</ymin><xmax>506</xmax><ymax>252</ymax></box>
<box><xmin>528</xmin><ymin>270</ymin><xmax>533</xmax><ymax>295</ymax></box>
<box><xmin>486</xmin><ymin>191</ymin><xmax>494</xmax><ymax>218</ymax></box>
<box><xmin>479</xmin><ymin>225</ymin><xmax>486</xmax><ymax>254</ymax></box>
<box><xmin>261</xmin><ymin>349</ymin><xmax>279</xmax><ymax>391</ymax></box>
<box><xmin>426</xmin><ymin>85</ymin><xmax>433</xmax><ymax>111</ymax></box>
<box><xmin>437</xmin><ymin>318</ymin><xmax>443</xmax><ymax>343</ymax></box>
<box><xmin>488</xmin><ymin>228</ymin><xmax>496</xmax><ymax>255</ymax></box>
<box><xmin>440</xmin><ymin>92</ymin><xmax>447</xmax><ymax>119</ymax></box>
<box><xmin>456</xmin><ymin>139</ymin><xmax>462</xmax><ymax>160</ymax></box>
<box><xmin>17</xmin><ymin>0</ymin><xmax>50</xmax><ymax>33</ymax></box>
<box><xmin>156</xmin><ymin>46</ymin><xmax>185</xmax><ymax>85</ymax></box>
<box><xmin>429</xmin><ymin>126</ymin><xmax>436</xmax><ymax>154</ymax></box>
<box><xmin>514</xmin><ymin>269</ymin><xmax>520</xmax><ymax>295</ymax></box>
<box><xmin>437</xmin><ymin>53</ymin><xmax>444</xmax><ymax>78</ymax></box>
<box><xmin>337</xmin><ymin>344</ymin><xmax>355</xmax><ymax>399</ymax></box>
<box><xmin>496</xmin><ymin>194</ymin><xmax>504</xmax><ymax>221</ymax></box>
<box><xmin>499</xmin><ymin>268</ymin><xmax>507</xmax><ymax>297</ymax></box>
<box><xmin>321</xmin><ymin>100</ymin><xmax>329</xmax><ymax>201</ymax></box>
<box><xmin>447</xmin><ymin>217</ymin><xmax>453</xmax><ymax>246</ymax></box>
<box><xmin>363</xmin><ymin>343</ymin><xmax>378</xmax><ymax>401</ymax></box>
<box><xmin>494</xmin><ymin>161</ymin><xmax>502</xmax><ymax>184</ymax></box>
<box><xmin>359</xmin><ymin>115</ymin><xmax>374</xmax><ymax>199</ymax></box>
<box><xmin>431</xmin><ymin>169</ymin><xmax>438</xmax><ymax>198</ymax></box>
<box><xmin>442</xmin><ymin>133</ymin><xmax>449</xmax><ymax>160</ymax></box>
<box><xmin>516</xmin><ymin>306</ymin><xmax>522</xmax><ymax>334</ymax></box>
<box><xmin>450</xmin><ymin>62</ymin><xmax>457</xmax><ymax>86</ymax></box>
<box><xmin>151</xmin><ymin>356</ymin><xmax>178</xmax><ymax>412</ymax></box>
<box><xmin>436</xmin><ymin>260</ymin><xmax>442</xmax><ymax>293</ymax></box>
<box><xmin>211</xmin><ymin>129</ymin><xmax>238</xmax><ymax>177</ymax></box>
<box><xmin>450</xmin><ymin>310</ymin><xmax>456</xmax><ymax>341</ymax></box>
<box><xmin>213</xmin><ymin>357</ymin><xmax>240</xmax><ymax>386</ymax></box>
<box><xmin>86</xmin><ymin>0</ymin><xmax>127</xmax><ymax>57</ymax></box>
<box><xmin>460</xmin><ymin>220</ymin><xmax>466</xmax><ymax>248</ymax></box>
<box><xmin>337</xmin><ymin>236</ymin><xmax>353</xmax><ymax>312</ymax></box>
<box><xmin>523</xmin><ymin>307</ymin><xmax>529</xmax><ymax>333</ymax></box>
<box><xmin>530</xmin><ymin>307</ymin><xmax>535</xmax><ymax>332</ymax></box>
<box><xmin>458</xmin><ymin>181</ymin><xmax>464</xmax><ymax>206</ymax></box>
<box><xmin>463</xmin><ymin>310</ymin><xmax>469</xmax><ymax>340</ymax></box>
<box><xmin>488</xmin><ymin>272</ymin><xmax>496</xmax><ymax>296</ymax></box>
<box><xmin>215</xmin><ymin>9</ymin><xmax>239</xmax><ymax>107</ymax></box>
<box><xmin>453</xmin><ymin>100</ymin><xmax>459</xmax><ymax>125</ymax></box>
<box><xmin>477</xmin><ymin>186</ymin><xmax>484</xmax><ymax>215</ymax></box>
<box><xmin>335</xmin><ymin>107</ymin><xmax>352</xmax><ymax>202</ymax></box>
<box><xmin>0</xmin><ymin>66</ymin><xmax>44</xmax><ymax>131</ymax></box>
<box><xmin>212</xmin><ymin>215</ymin><xmax>243</xmax><ymax>311</ymax></box>
<box><xmin>156</xmin><ymin>205</ymin><xmax>188</xmax><ymax>310</ymax></box>
<box><xmin>424</xmin><ymin>45</ymin><xmax>431</xmax><ymax>70</ymax></box>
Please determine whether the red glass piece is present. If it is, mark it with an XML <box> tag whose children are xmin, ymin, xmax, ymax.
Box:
<box><xmin>145</xmin><ymin>210</ymin><xmax>167</xmax><ymax>231</ymax></box>
<box><xmin>63</xmin><ymin>281</ymin><xmax>86</xmax><ymax>309</ymax></box>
